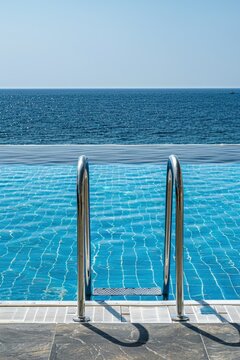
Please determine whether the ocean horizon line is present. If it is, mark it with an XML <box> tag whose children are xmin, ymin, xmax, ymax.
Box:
<box><xmin>0</xmin><ymin>87</ymin><xmax>240</xmax><ymax>90</ymax></box>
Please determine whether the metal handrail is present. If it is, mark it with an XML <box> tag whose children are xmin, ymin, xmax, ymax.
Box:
<box><xmin>73</xmin><ymin>155</ymin><xmax>91</xmax><ymax>322</ymax></box>
<box><xmin>162</xmin><ymin>155</ymin><xmax>189</xmax><ymax>321</ymax></box>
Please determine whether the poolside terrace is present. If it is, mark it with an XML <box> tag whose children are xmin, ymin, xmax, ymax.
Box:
<box><xmin>1</xmin><ymin>301</ymin><xmax>240</xmax><ymax>359</ymax></box>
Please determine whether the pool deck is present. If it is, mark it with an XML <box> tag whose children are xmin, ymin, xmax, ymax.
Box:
<box><xmin>0</xmin><ymin>323</ymin><xmax>240</xmax><ymax>360</ymax></box>
<box><xmin>0</xmin><ymin>301</ymin><xmax>240</xmax><ymax>359</ymax></box>
<box><xmin>1</xmin><ymin>300</ymin><xmax>240</xmax><ymax>324</ymax></box>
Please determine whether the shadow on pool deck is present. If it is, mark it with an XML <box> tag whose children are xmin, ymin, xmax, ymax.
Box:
<box><xmin>185</xmin><ymin>300</ymin><xmax>240</xmax><ymax>348</ymax></box>
<box><xmin>0</xmin><ymin>322</ymin><xmax>240</xmax><ymax>360</ymax></box>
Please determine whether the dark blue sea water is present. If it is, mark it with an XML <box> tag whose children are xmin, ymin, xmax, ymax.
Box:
<box><xmin>0</xmin><ymin>89</ymin><xmax>240</xmax><ymax>144</ymax></box>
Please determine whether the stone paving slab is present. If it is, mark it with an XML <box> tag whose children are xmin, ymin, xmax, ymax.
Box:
<box><xmin>0</xmin><ymin>323</ymin><xmax>240</xmax><ymax>360</ymax></box>
<box><xmin>52</xmin><ymin>323</ymin><xmax>207</xmax><ymax>360</ymax></box>
<box><xmin>1</xmin><ymin>303</ymin><xmax>240</xmax><ymax>324</ymax></box>
<box><xmin>197</xmin><ymin>323</ymin><xmax>240</xmax><ymax>360</ymax></box>
<box><xmin>0</xmin><ymin>324</ymin><xmax>56</xmax><ymax>360</ymax></box>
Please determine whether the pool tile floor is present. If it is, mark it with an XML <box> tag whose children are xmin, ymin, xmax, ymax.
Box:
<box><xmin>1</xmin><ymin>163</ymin><xmax>240</xmax><ymax>303</ymax></box>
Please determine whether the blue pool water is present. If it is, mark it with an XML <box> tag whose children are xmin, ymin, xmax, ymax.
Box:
<box><xmin>0</xmin><ymin>89</ymin><xmax>240</xmax><ymax>144</ymax></box>
<box><xmin>0</xmin><ymin>163</ymin><xmax>240</xmax><ymax>301</ymax></box>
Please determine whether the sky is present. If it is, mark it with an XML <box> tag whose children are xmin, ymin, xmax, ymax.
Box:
<box><xmin>0</xmin><ymin>0</ymin><xmax>240</xmax><ymax>88</ymax></box>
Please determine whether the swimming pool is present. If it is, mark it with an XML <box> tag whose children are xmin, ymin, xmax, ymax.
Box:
<box><xmin>0</xmin><ymin>161</ymin><xmax>240</xmax><ymax>301</ymax></box>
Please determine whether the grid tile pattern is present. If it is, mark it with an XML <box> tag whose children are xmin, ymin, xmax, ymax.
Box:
<box><xmin>1</xmin><ymin>164</ymin><xmax>240</xmax><ymax>302</ymax></box>
<box><xmin>1</xmin><ymin>302</ymin><xmax>240</xmax><ymax>324</ymax></box>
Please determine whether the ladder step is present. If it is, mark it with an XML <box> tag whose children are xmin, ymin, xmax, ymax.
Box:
<box><xmin>93</xmin><ymin>287</ymin><xmax>162</xmax><ymax>296</ymax></box>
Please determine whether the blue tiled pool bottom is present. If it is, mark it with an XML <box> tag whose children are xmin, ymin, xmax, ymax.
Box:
<box><xmin>0</xmin><ymin>164</ymin><xmax>240</xmax><ymax>301</ymax></box>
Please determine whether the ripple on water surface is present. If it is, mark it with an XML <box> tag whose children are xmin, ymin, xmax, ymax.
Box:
<box><xmin>0</xmin><ymin>163</ymin><xmax>240</xmax><ymax>300</ymax></box>
<box><xmin>1</xmin><ymin>89</ymin><xmax>240</xmax><ymax>144</ymax></box>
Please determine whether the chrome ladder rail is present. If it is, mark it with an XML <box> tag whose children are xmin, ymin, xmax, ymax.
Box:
<box><xmin>73</xmin><ymin>156</ymin><xmax>91</xmax><ymax>322</ymax></box>
<box><xmin>73</xmin><ymin>154</ymin><xmax>188</xmax><ymax>322</ymax></box>
<box><xmin>162</xmin><ymin>155</ymin><xmax>189</xmax><ymax>321</ymax></box>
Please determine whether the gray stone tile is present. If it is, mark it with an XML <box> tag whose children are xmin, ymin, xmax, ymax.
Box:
<box><xmin>52</xmin><ymin>323</ymin><xmax>208</xmax><ymax>359</ymax></box>
<box><xmin>13</xmin><ymin>307</ymin><xmax>28</xmax><ymax>321</ymax></box>
<box><xmin>197</xmin><ymin>324</ymin><xmax>240</xmax><ymax>360</ymax></box>
<box><xmin>156</xmin><ymin>306</ymin><xmax>171</xmax><ymax>322</ymax></box>
<box><xmin>193</xmin><ymin>306</ymin><xmax>211</xmax><ymax>323</ymax></box>
<box><xmin>0</xmin><ymin>324</ymin><xmax>56</xmax><ymax>360</ymax></box>
<box><xmin>215</xmin><ymin>305</ymin><xmax>227</xmax><ymax>314</ymax></box>
<box><xmin>211</xmin><ymin>311</ymin><xmax>232</xmax><ymax>324</ymax></box>
<box><xmin>102</xmin><ymin>306</ymin><xmax>121</xmax><ymax>323</ymax></box>
<box><xmin>0</xmin><ymin>308</ymin><xmax>14</xmax><ymax>321</ymax></box>
<box><xmin>130</xmin><ymin>306</ymin><xmax>142</xmax><ymax>322</ymax></box>
<box><xmin>121</xmin><ymin>314</ymin><xmax>130</xmax><ymax>322</ymax></box>
<box><xmin>168</xmin><ymin>306</ymin><xmax>176</xmax><ymax>316</ymax></box>
<box><xmin>111</xmin><ymin>306</ymin><xmax>122</xmax><ymax>323</ymax></box>
<box><xmin>102</xmin><ymin>308</ymin><xmax>113</xmax><ymax>323</ymax></box>
<box><xmin>55</xmin><ymin>307</ymin><xmax>66</xmax><ymax>323</ymax></box>
<box><xmin>220</xmin><ymin>314</ymin><xmax>232</xmax><ymax>323</ymax></box>
<box><xmin>67</xmin><ymin>307</ymin><xmax>76</xmax><ymax>315</ymax></box>
<box><xmin>141</xmin><ymin>307</ymin><xmax>158</xmax><ymax>323</ymax></box>
<box><xmin>85</xmin><ymin>306</ymin><xmax>94</xmax><ymax>321</ymax></box>
<box><xmin>93</xmin><ymin>306</ymin><xmax>104</xmax><ymax>322</ymax></box>
<box><xmin>45</xmin><ymin>307</ymin><xmax>58</xmax><ymax>322</ymax></box>
<box><xmin>121</xmin><ymin>306</ymin><xmax>130</xmax><ymax>315</ymax></box>
<box><xmin>235</xmin><ymin>306</ymin><xmax>240</xmax><ymax>316</ymax></box>
<box><xmin>226</xmin><ymin>306</ymin><xmax>240</xmax><ymax>323</ymax></box>
<box><xmin>34</xmin><ymin>307</ymin><xmax>48</xmax><ymax>322</ymax></box>
<box><xmin>24</xmin><ymin>307</ymin><xmax>38</xmax><ymax>323</ymax></box>
<box><xmin>65</xmin><ymin>315</ymin><xmax>75</xmax><ymax>323</ymax></box>
<box><xmin>206</xmin><ymin>314</ymin><xmax>221</xmax><ymax>323</ymax></box>
<box><xmin>184</xmin><ymin>305</ymin><xmax>195</xmax><ymax>314</ymax></box>
<box><xmin>187</xmin><ymin>313</ymin><xmax>198</xmax><ymax>323</ymax></box>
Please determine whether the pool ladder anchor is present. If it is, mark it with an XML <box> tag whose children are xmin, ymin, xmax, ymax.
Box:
<box><xmin>74</xmin><ymin>155</ymin><xmax>189</xmax><ymax>322</ymax></box>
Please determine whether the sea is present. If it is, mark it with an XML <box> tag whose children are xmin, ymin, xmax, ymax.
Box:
<box><xmin>0</xmin><ymin>88</ymin><xmax>239</xmax><ymax>144</ymax></box>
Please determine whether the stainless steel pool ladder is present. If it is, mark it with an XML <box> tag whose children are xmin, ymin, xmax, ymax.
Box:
<box><xmin>73</xmin><ymin>155</ymin><xmax>91</xmax><ymax>322</ymax></box>
<box><xmin>162</xmin><ymin>155</ymin><xmax>189</xmax><ymax>321</ymax></box>
<box><xmin>74</xmin><ymin>154</ymin><xmax>188</xmax><ymax>322</ymax></box>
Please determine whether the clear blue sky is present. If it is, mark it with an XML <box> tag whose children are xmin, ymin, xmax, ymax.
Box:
<box><xmin>0</xmin><ymin>0</ymin><xmax>239</xmax><ymax>88</ymax></box>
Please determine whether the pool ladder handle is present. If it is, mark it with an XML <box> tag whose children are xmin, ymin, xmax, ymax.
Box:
<box><xmin>73</xmin><ymin>156</ymin><xmax>91</xmax><ymax>323</ymax></box>
<box><xmin>162</xmin><ymin>155</ymin><xmax>189</xmax><ymax>322</ymax></box>
<box><xmin>74</xmin><ymin>155</ymin><xmax>189</xmax><ymax>322</ymax></box>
